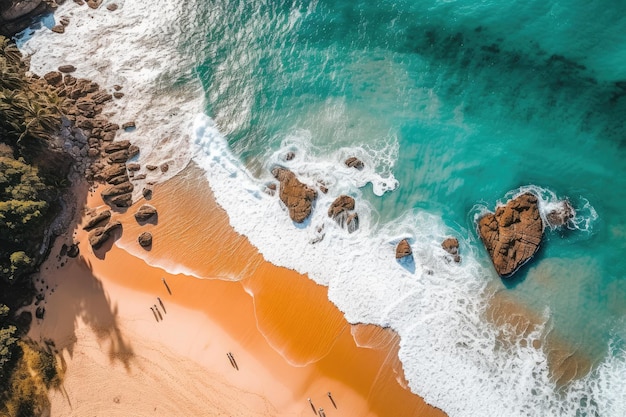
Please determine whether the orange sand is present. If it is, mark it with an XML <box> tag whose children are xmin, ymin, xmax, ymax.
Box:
<box><xmin>30</xmin><ymin>163</ymin><xmax>445</xmax><ymax>417</ymax></box>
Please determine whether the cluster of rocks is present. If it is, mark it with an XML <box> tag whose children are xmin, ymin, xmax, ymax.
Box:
<box><xmin>82</xmin><ymin>209</ymin><xmax>121</xmax><ymax>249</ymax></box>
<box><xmin>394</xmin><ymin>237</ymin><xmax>461</xmax><ymax>264</ymax></box>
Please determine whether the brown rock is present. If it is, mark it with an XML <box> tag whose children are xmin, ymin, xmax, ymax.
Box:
<box><xmin>107</xmin><ymin>174</ymin><xmax>129</xmax><ymax>185</ymax></box>
<box><xmin>43</xmin><ymin>71</ymin><xmax>63</xmax><ymax>86</ymax></box>
<box><xmin>58</xmin><ymin>64</ymin><xmax>76</xmax><ymax>73</ymax></box>
<box><xmin>87</xmin><ymin>148</ymin><xmax>100</xmax><ymax>158</ymax></box>
<box><xmin>88</xmin><ymin>220</ymin><xmax>121</xmax><ymax>249</ymax></box>
<box><xmin>101</xmin><ymin>131</ymin><xmax>116</xmax><ymax>142</ymax></box>
<box><xmin>107</xmin><ymin>3</ymin><xmax>118</xmax><ymax>11</ymax></box>
<box><xmin>328</xmin><ymin>195</ymin><xmax>355</xmax><ymax>218</ymax></box>
<box><xmin>104</xmin><ymin>140</ymin><xmax>130</xmax><ymax>153</ymax></box>
<box><xmin>107</xmin><ymin>149</ymin><xmax>129</xmax><ymax>163</ymax></box>
<box><xmin>146</xmin><ymin>164</ymin><xmax>158</xmax><ymax>171</ymax></box>
<box><xmin>122</xmin><ymin>121</ymin><xmax>135</xmax><ymax>130</ymax></box>
<box><xmin>396</xmin><ymin>239</ymin><xmax>412</xmax><ymax>259</ymax></box>
<box><xmin>134</xmin><ymin>205</ymin><xmax>157</xmax><ymax>222</ymax></box>
<box><xmin>101</xmin><ymin>181</ymin><xmax>133</xmax><ymax>198</ymax></box>
<box><xmin>51</xmin><ymin>24</ymin><xmax>64</xmax><ymax>33</ymax></box>
<box><xmin>138</xmin><ymin>232</ymin><xmax>152</xmax><ymax>248</ymax></box>
<box><xmin>142</xmin><ymin>187</ymin><xmax>152</xmax><ymax>199</ymax></box>
<box><xmin>86</xmin><ymin>0</ymin><xmax>102</xmax><ymax>9</ymax></box>
<box><xmin>546</xmin><ymin>200</ymin><xmax>575</xmax><ymax>228</ymax></box>
<box><xmin>271</xmin><ymin>167</ymin><xmax>317</xmax><ymax>223</ymax></box>
<box><xmin>64</xmin><ymin>74</ymin><xmax>77</xmax><ymax>85</ymax></box>
<box><xmin>160</xmin><ymin>163</ymin><xmax>169</xmax><ymax>173</ymax></box>
<box><xmin>127</xmin><ymin>145</ymin><xmax>139</xmax><ymax>158</ymax></box>
<box><xmin>113</xmin><ymin>92</ymin><xmax>124</xmax><ymax>99</ymax></box>
<box><xmin>285</xmin><ymin>151</ymin><xmax>295</xmax><ymax>161</ymax></box>
<box><xmin>91</xmin><ymin>91</ymin><xmax>113</xmax><ymax>104</ymax></box>
<box><xmin>113</xmin><ymin>85</ymin><xmax>123</xmax><ymax>91</ymax></box>
<box><xmin>59</xmin><ymin>17</ymin><xmax>70</xmax><ymax>26</ymax></box>
<box><xmin>83</xmin><ymin>210</ymin><xmax>111</xmax><ymax>230</ymax></box>
<box><xmin>346</xmin><ymin>213</ymin><xmax>359</xmax><ymax>233</ymax></box>
<box><xmin>109</xmin><ymin>193</ymin><xmax>132</xmax><ymax>208</ymax></box>
<box><xmin>126</xmin><ymin>163</ymin><xmax>140</xmax><ymax>171</ymax></box>
<box><xmin>441</xmin><ymin>237</ymin><xmax>461</xmax><ymax>263</ymax></box>
<box><xmin>103</xmin><ymin>122</ymin><xmax>120</xmax><ymax>132</ymax></box>
<box><xmin>101</xmin><ymin>164</ymin><xmax>126</xmax><ymax>181</ymax></box>
<box><xmin>345</xmin><ymin>157</ymin><xmax>364</xmax><ymax>170</ymax></box>
<box><xmin>478</xmin><ymin>193</ymin><xmax>544</xmax><ymax>277</ymax></box>
<box><xmin>134</xmin><ymin>173</ymin><xmax>146</xmax><ymax>180</ymax></box>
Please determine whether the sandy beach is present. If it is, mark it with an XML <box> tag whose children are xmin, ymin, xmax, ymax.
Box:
<box><xmin>28</xmin><ymin>163</ymin><xmax>445</xmax><ymax>417</ymax></box>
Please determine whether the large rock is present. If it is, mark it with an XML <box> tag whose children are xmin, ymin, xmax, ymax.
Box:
<box><xmin>101</xmin><ymin>181</ymin><xmax>133</xmax><ymax>198</ymax></box>
<box><xmin>345</xmin><ymin>157</ymin><xmax>364</xmax><ymax>170</ymax></box>
<box><xmin>88</xmin><ymin>220</ymin><xmax>121</xmax><ymax>249</ymax></box>
<box><xmin>134</xmin><ymin>205</ymin><xmax>157</xmax><ymax>222</ymax></box>
<box><xmin>478</xmin><ymin>193</ymin><xmax>543</xmax><ymax>277</ymax></box>
<box><xmin>104</xmin><ymin>140</ymin><xmax>131</xmax><ymax>153</ymax></box>
<box><xmin>138</xmin><ymin>232</ymin><xmax>152</xmax><ymax>248</ymax></box>
<box><xmin>101</xmin><ymin>164</ymin><xmax>126</xmax><ymax>182</ymax></box>
<box><xmin>328</xmin><ymin>195</ymin><xmax>359</xmax><ymax>233</ymax></box>
<box><xmin>107</xmin><ymin>149</ymin><xmax>129</xmax><ymax>163</ymax></box>
<box><xmin>396</xmin><ymin>239</ymin><xmax>412</xmax><ymax>259</ymax></box>
<box><xmin>83</xmin><ymin>209</ymin><xmax>111</xmax><ymax>230</ymax></box>
<box><xmin>109</xmin><ymin>193</ymin><xmax>132</xmax><ymax>208</ymax></box>
<box><xmin>546</xmin><ymin>200</ymin><xmax>575</xmax><ymax>228</ymax></box>
<box><xmin>271</xmin><ymin>167</ymin><xmax>317</xmax><ymax>223</ymax></box>
<box><xmin>441</xmin><ymin>237</ymin><xmax>461</xmax><ymax>263</ymax></box>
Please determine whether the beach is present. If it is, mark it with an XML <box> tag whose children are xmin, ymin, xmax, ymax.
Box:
<box><xmin>28</xmin><ymin>164</ymin><xmax>445</xmax><ymax>416</ymax></box>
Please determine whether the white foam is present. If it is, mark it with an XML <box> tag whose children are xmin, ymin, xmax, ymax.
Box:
<box><xmin>18</xmin><ymin>0</ymin><xmax>205</xmax><ymax>199</ymax></box>
<box><xmin>193</xmin><ymin>113</ymin><xmax>625</xmax><ymax>417</ymax></box>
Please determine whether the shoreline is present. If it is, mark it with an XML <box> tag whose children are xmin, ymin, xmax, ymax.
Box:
<box><xmin>29</xmin><ymin>163</ymin><xmax>446</xmax><ymax>416</ymax></box>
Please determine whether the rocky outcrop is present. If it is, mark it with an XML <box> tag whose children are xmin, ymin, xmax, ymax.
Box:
<box><xmin>328</xmin><ymin>195</ymin><xmax>359</xmax><ymax>233</ymax></box>
<box><xmin>101</xmin><ymin>181</ymin><xmax>133</xmax><ymax>198</ymax></box>
<box><xmin>345</xmin><ymin>157</ymin><xmax>364</xmax><ymax>170</ymax></box>
<box><xmin>134</xmin><ymin>205</ymin><xmax>157</xmax><ymax>222</ymax></box>
<box><xmin>396</xmin><ymin>239</ymin><xmax>412</xmax><ymax>259</ymax></box>
<box><xmin>271</xmin><ymin>167</ymin><xmax>317</xmax><ymax>223</ymax></box>
<box><xmin>138</xmin><ymin>232</ymin><xmax>152</xmax><ymax>248</ymax></box>
<box><xmin>546</xmin><ymin>200</ymin><xmax>575</xmax><ymax>228</ymax></box>
<box><xmin>82</xmin><ymin>209</ymin><xmax>111</xmax><ymax>230</ymax></box>
<box><xmin>88</xmin><ymin>220</ymin><xmax>121</xmax><ymax>249</ymax></box>
<box><xmin>441</xmin><ymin>237</ymin><xmax>461</xmax><ymax>263</ymax></box>
<box><xmin>478</xmin><ymin>193</ymin><xmax>543</xmax><ymax>277</ymax></box>
<box><xmin>0</xmin><ymin>0</ymin><xmax>54</xmax><ymax>37</ymax></box>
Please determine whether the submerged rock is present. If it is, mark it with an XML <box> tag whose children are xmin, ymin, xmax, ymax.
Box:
<box><xmin>546</xmin><ymin>200</ymin><xmax>575</xmax><ymax>228</ymax></box>
<box><xmin>345</xmin><ymin>156</ymin><xmax>364</xmax><ymax>170</ymax></box>
<box><xmin>441</xmin><ymin>237</ymin><xmax>461</xmax><ymax>263</ymax></box>
<box><xmin>328</xmin><ymin>195</ymin><xmax>359</xmax><ymax>233</ymax></box>
<box><xmin>271</xmin><ymin>167</ymin><xmax>317</xmax><ymax>223</ymax></box>
<box><xmin>478</xmin><ymin>193</ymin><xmax>543</xmax><ymax>277</ymax></box>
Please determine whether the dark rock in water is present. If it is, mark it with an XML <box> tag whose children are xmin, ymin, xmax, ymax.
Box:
<box><xmin>83</xmin><ymin>209</ymin><xmax>111</xmax><ymax>230</ymax></box>
<box><xmin>58</xmin><ymin>64</ymin><xmax>76</xmax><ymax>73</ymax></box>
<box><xmin>126</xmin><ymin>163</ymin><xmax>140</xmax><ymax>171</ymax></box>
<box><xmin>88</xmin><ymin>220</ymin><xmax>122</xmax><ymax>249</ymax></box>
<box><xmin>134</xmin><ymin>205</ymin><xmax>157</xmax><ymax>222</ymax></box>
<box><xmin>127</xmin><ymin>144</ymin><xmax>139</xmax><ymax>158</ymax></box>
<box><xmin>396</xmin><ymin>239</ymin><xmax>412</xmax><ymax>259</ymax></box>
<box><xmin>160</xmin><ymin>163</ymin><xmax>169</xmax><ymax>173</ymax></box>
<box><xmin>478</xmin><ymin>193</ymin><xmax>543</xmax><ymax>277</ymax></box>
<box><xmin>138</xmin><ymin>232</ymin><xmax>152</xmax><ymax>248</ymax></box>
<box><xmin>546</xmin><ymin>200</ymin><xmax>575</xmax><ymax>227</ymax></box>
<box><xmin>142</xmin><ymin>187</ymin><xmax>152</xmax><ymax>199</ymax></box>
<box><xmin>328</xmin><ymin>195</ymin><xmax>355</xmax><ymax>218</ymax></box>
<box><xmin>67</xmin><ymin>243</ymin><xmax>80</xmax><ymax>258</ymax></box>
<box><xmin>122</xmin><ymin>121</ymin><xmax>136</xmax><ymax>130</ymax></box>
<box><xmin>345</xmin><ymin>157</ymin><xmax>364</xmax><ymax>170</ymax></box>
<box><xmin>346</xmin><ymin>213</ymin><xmax>359</xmax><ymax>233</ymax></box>
<box><xmin>146</xmin><ymin>164</ymin><xmax>158</xmax><ymax>171</ymax></box>
<box><xmin>51</xmin><ymin>24</ymin><xmax>64</xmax><ymax>33</ymax></box>
<box><xmin>271</xmin><ymin>167</ymin><xmax>317</xmax><ymax>223</ymax></box>
<box><xmin>36</xmin><ymin>306</ymin><xmax>45</xmax><ymax>320</ymax></box>
<box><xmin>441</xmin><ymin>237</ymin><xmax>461</xmax><ymax>263</ymax></box>
<box><xmin>113</xmin><ymin>92</ymin><xmax>124</xmax><ymax>99</ymax></box>
<box><xmin>285</xmin><ymin>151</ymin><xmax>295</xmax><ymax>161</ymax></box>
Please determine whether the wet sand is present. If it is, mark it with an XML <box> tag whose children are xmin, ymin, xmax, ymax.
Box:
<box><xmin>29</xmin><ymin>163</ymin><xmax>446</xmax><ymax>417</ymax></box>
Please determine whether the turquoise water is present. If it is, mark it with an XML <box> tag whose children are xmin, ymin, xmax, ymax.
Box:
<box><xmin>196</xmin><ymin>0</ymin><xmax>625</xmax><ymax>365</ymax></box>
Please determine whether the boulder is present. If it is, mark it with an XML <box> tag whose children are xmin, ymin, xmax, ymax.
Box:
<box><xmin>101</xmin><ymin>164</ymin><xmax>126</xmax><ymax>181</ymax></box>
<box><xmin>138</xmin><ymin>232</ymin><xmax>152</xmax><ymax>248</ymax></box>
<box><xmin>58</xmin><ymin>64</ymin><xmax>76</xmax><ymax>73</ymax></box>
<box><xmin>271</xmin><ymin>167</ymin><xmax>317</xmax><ymax>223</ymax></box>
<box><xmin>346</xmin><ymin>213</ymin><xmax>359</xmax><ymax>234</ymax></box>
<box><xmin>113</xmin><ymin>92</ymin><xmax>124</xmax><ymax>99</ymax></box>
<box><xmin>43</xmin><ymin>71</ymin><xmax>63</xmax><ymax>86</ymax></box>
<box><xmin>104</xmin><ymin>140</ymin><xmax>130</xmax><ymax>153</ymax></box>
<box><xmin>146</xmin><ymin>164</ymin><xmax>158</xmax><ymax>170</ymax></box>
<box><xmin>1</xmin><ymin>0</ymin><xmax>42</xmax><ymax>21</ymax></box>
<box><xmin>441</xmin><ymin>237</ymin><xmax>461</xmax><ymax>263</ymax></box>
<box><xmin>142</xmin><ymin>187</ymin><xmax>152</xmax><ymax>199</ymax></box>
<box><xmin>328</xmin><ymin>195</ymin><xmax>355</xmax><ymax>218</ymax></box>
<box><xmin>88</xmin><ymin>220</ymin><xmax>121</xmax><ymax>249</ymax></box>
<box><xmin>107</xmin><ymin>174</ymin><xmax>130</xmax><ymax>185</ymax></box>
<box><xmin>101</xmin><ymin>181</ymin><xmax>133</xmax><ymax>198</ymax></box>
<box><xmin>126</xmin><ymin>163</ymin><xmax>140</xmax><ymax>171</ymax></box>
<box><xmin>127</xmin><ymin>144</ymin><xmax>139</xmax><ymax>158</ymax></box>
<box><xmin>160</xmin><ymin>163</ymin><xmax>169</xmax><ymax>172</ymax></box>
<box><xmin>345</xmin><ymin>157</ymin><xmax>364</xmax><ymax>170</ymax></box>
<box><xmin>285</xmin><ymin>151</ymin><xmax>295</xmax><ymax>161</ymax></box>
<box><xmin>546</xmin><ymin>200</ymin><xmax>575</xmax><ymax>228</ymax></box>
<box><xmin>109</xmin><ymin>193</ymin><xmax>133</xmax><ymax>208</ymax></box>
<box><xmin>122</xmin><ymin>121</ymin><xmax>135</xmax><ymax>130</ymax></box>
<box><xmin>478</xmin><ymin>193</ymin><xmax>543</xmax><ymax>277</ymax></box>
<box><xmin>107</xmin><ymin>149</ymin><xmax>129</xmax><ymax>163</ymax></box>
<box><xmin>396</xmin><ymin>239</ymin><xmax>412</xmax><ymax>259</ymax></box>
<box><xmin>134</xmin><ymin>205</ymin><xmax>157</xmax><ymax>222</ymax></box>
<box><xmin>91</xmin><ymin>91</ymin><xmax>112</xmax><ymax>104</ymax></box>
<box><xmin>51</xmin><ymin>24</ymin><xmax>64</xmax><ymax>33</ymax></box>
<box><xmin>83</xmin><ymin>209</ymin><xmax>111</xmax><ymax>230</ymax></box>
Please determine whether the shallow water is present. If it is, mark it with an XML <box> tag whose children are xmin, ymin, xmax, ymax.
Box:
<box><xmin>20</xmin><ymin>0</ymin><xmax>626</xmax><ymax>416</ymax></box>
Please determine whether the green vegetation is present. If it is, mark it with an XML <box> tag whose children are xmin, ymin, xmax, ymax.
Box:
<box><xmin>0</xmin><ymin>35</ymin><xmax>70</xmax><ymax>416</ymax></box>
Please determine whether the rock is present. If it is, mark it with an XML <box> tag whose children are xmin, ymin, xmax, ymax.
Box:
<box><xmin>146</xmin><ymin>164</ymin><xmax>158</xmax><ymax>171</ymax></box>
<box><xmin>75</xmin><ymin>116</ymin><xmax>94</xmax><ymax>130</ymax></box>
<box><xmin>51</xmin><ymin>24</ymin><xmax>64</xmax><ymax>33</ymax></box>
<box><xmin>396</xmin><ymin>239</ymin><xmax>412</xmax><ymax>259</ymax></box>
<box><xmin>134</xmin><ymin>173</ymin><xmax>146</xmax><ymax>180</ymax></box>
<box><xmin>107</xmin><ymin>3</ymin><xmax>118</xmax><ymax>11</ymax></box>
<box><xmin>285</xmin><ymin>151</ymin><xmax>295</xmax><ymax>161</ymax></box>
<box><xmin>122</xmin><ymin>121</ymin><xmax>135</xmax><ymax>130</ymax></box>
<box><xmin>109</xmin><ymin>193</ymin><xmax>133</xmax><ymax>208</ymax></box>
<box><xmin>346</xmin><ymin>213</ymin><xmax>359</xmax><ymax>233</ymax></box>
<box><xmin>478</xmin><ymin>193</ymin><xmax>543</xmax><ymax>277</ymax></box>
<box><xmin>101</xmin><ymin>131</ymin><xmax>116</xmax><ymax>142</ymax></box>
<box><xmin>546</xmin><ymin>200</ymin><xmax>575</xmax><ymax>228</ymax></box>
<box><xmin>64</xmin><ymin>74</ymin><xmax>77</xmax><ymax>85</ymax></box>
<box><xmin>345</xmin><ymin>157</ymin><xmax>364</xmax><ymax>170</ymax></box>
<box><xmin>83</xmin><ymin>209</ymin><xmax>111</xmax><ymax>230</ymax></box>
<box><xmin>1</xmin><ymin>0</ymin><xmax>42</xmax><ymax>21</ymax></box>
<box><xmin>113</xmin><ymin>85</ymin><xmax>123</xmax><ymax>91</ymax></box>
<box><xmin>104</xmin><ymin>140</ymin><xmax>130</xmax><ymax>153</ymax></box>
<box><xmin>101</xmin><ymin>164</ymin><xmax>126</xmax><ymax>181</ymax></box>
<box><xmin>86</xmin><ymin>0</ymin><xmax>102</xmax><ymax>9</ymax></box>
<box><xmin>441</xmin><ymin>237</ymin><xmax>461</xmax><ymax>263</ymax></box>
<box><xmin>91</xmin><ymin>91</ymin><xmax>113</xmax><ymax>104</ymax></box>
<box><xmin>107</xmin><ymin>174</ymin><xmax>130</xmax><ymax>185</ymax></box>
<box><xmin>67</xmin><ymin>243</ymin><xmax>80</xmax><ymax>258</ymax></box>
<box><xmin>101</xmin><ymin>181</ymin><xmax>133</xmax><ymax>198</ymax></box>
<box><xmin>44</xmin><ymin>71</ymin><xmax>63</xmax><ymax>86</ymax></box>
<box><xmin>126</xmin><ymin>163</ymin><xmax>140</xmax><ymax>171</ymax></box>
<box><xmin>107</xmin><ymin>149</ymin><xmax>129</xmax><ymax>163</ymax></box>
<box><xmin>59</xmin><ymin>17</ymin><xmax>70</xmax><ymax>26</ymax></box>
<box><xmin>36</xmin><ymin>306</ymin><xmax>45</xmax><ymax>320</ymax></box>
<box><xmin>138</xmin><ymin>232</ymin><xmax>152</xmax><ymax>248</ymax></box>
<box><xmin>88</xmin><ymin>220</ymin><xmax>121</xmax><ymax>249</ymax></box>
<box><xmin>328</xmin><ymin>195</ymin><xmax>355</xmax><ymax>218</ymax></box>
<box><xmin>87</xmin><ymin>148</ymin><xmax>100</xmax><ymax>158</ymax></box>
<box><xmin>134</xmin><ymin>205</ymin><xmax>157</xmax><ymax>222</ymax></box>
<box><xmin>113</xmin><ymin>92</ymin><xmax>124</xmax><ymax>99</ymax></box>
<box><xmin>160</xmin><ymin>163</ymin><xmax>169</xmax><ymax>173</ymax></box>
<box><xmin>58</xmin><ymin>64</ymin><xmax>76</xmax><ymax>73</ymax></box>
<box><xmin>142</xmin><ymin>188</ymin><xmax>152</xmax><ymax>199</ymax></box>
<box><xmin>271</xmin><ymin>167</ymin><xmax>317</xmax><ymax>223</ymax></box>
<box><xmin>127</xmin><ymin>145</ymin><xmax>139</xmax><ymax>158</ymax></box>
<box><xmin>103</xmin><ymin>122</ymin><xmax>119</xmax><ymax>132</ymax></box>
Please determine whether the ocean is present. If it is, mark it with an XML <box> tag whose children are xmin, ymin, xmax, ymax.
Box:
<box><xmin>19</xmin><ymin>0</ymin><xmax>626</xmax><ymax>415</ymax></box>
